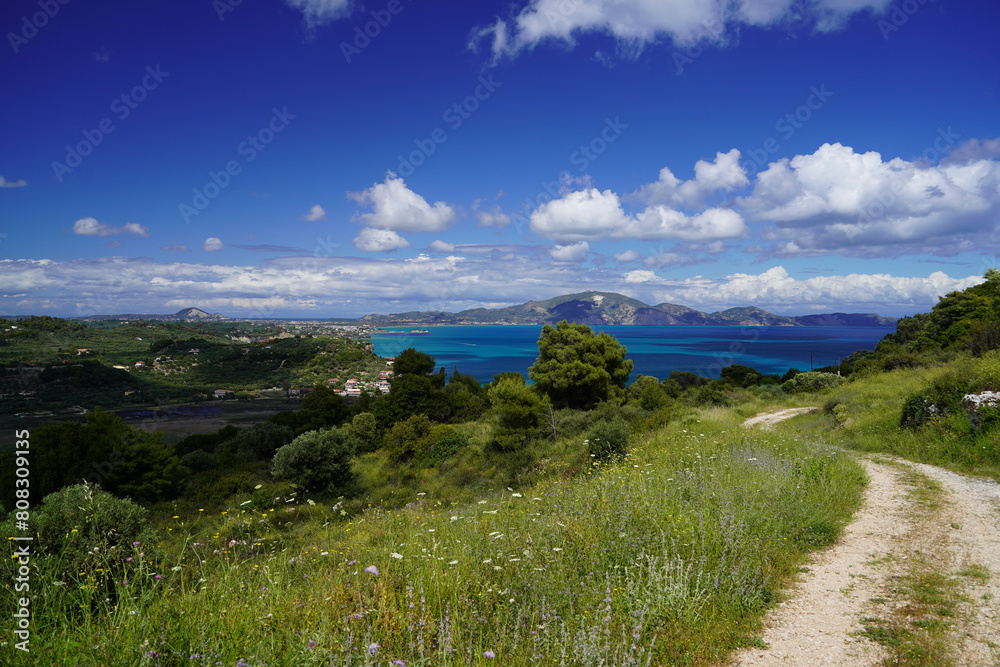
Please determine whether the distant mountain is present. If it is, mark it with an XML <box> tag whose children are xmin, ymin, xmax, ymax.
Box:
<box><xmin>75</xmin><ymin>308</ymin><xmax>231</xmax><ymax>322</ymax></box>
<box><xmin>791</xmin><ymin>312</ymin><xmax>898</xmax><ymax>327</ymax></box>
<box><xmin>350</xmin><ymin>291</ymin><xmax>898</xmax><ymax>327</ymax></box>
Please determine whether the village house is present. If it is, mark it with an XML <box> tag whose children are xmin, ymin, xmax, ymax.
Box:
<box><xmin>213</xmin><ymin>389</ymin><xmax>234</xmax><ymax>399</ymax></box>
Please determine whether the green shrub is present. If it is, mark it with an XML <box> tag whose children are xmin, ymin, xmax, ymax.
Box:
<box><xmin>967</xmin><ymin>321</ymin><xmax>1000</xmax><ymax>355</ymax></box>
<box><xmin>272</xmin><ymin>428</ymin><xmax>355</xmax><ymax>494</ymax></box>
<box><xmin>347</xmin><ymin>412</ymin><xmax>380</xmax><ymax>454</ymax></box>
<box><xmin>229</xmin><ymin>422</ymin><xmax>294</xmax><ymax>461</ymax></box>
<box><xmin>695</xmin><ymin>383</ymin><xmax>733</xmax><ymax>406</ymax></box>
<box><xmin>422</xmin><ymin>427</ymin><xmax>466</xmax><ymax>467</ymax></box>
<box><xmin>384</xmin><ymin>414</ymin><xmax>434</xmax><ymax>462</ymax></box>
<box><xmin>487</xmin><ymin>377</ymin><xmax>545</xmax><ymax>452</ymax></box>
<box><xmin>628</xmin><ymin>375</ymin><xmax>671</xmax><ymax>410</ymax></box>
<box><xmin>0</xmin><ymin>483</ymin><xmax>159</xmax><ymax>607</ymax></box>
<box><xmin>587</xmin><ymin>417</ymin><xmax>631</xmax><ymax>460</ymax></box>
<box><xmin>180</xmin><ymin>449</ymin><xmax>216</xmax><ymax>472</ymax></box>
<box><xmin>781</xmin><ymin>371</ymin><xmax>846</xmax><ymax>394</ymax></box>
<box><xmin>900</xmin><ymin>393</ymin><xmax>936</xmax><ymax>429</ymax></box>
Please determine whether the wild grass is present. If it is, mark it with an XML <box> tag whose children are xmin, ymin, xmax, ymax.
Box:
<box><xmin>793</xmin><ymin>355</ymin><xmax>1000</xmax><ymax>481</ymax></box>
<box><xmin>2</xmin><ymin>407</ymin><xmax>866</xmax><ymax>666</ymax></box>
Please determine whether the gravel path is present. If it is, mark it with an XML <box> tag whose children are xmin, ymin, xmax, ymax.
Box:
<box><xmin>726</xmin><ymin>409</ymin><xmax>1000</xmax><ymax>666</ymax></box>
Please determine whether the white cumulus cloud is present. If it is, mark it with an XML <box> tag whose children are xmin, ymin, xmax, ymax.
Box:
<box><xmin>352</xmin><ymin>228</ymin><xmax>411</xmax><ymax>252</ymax></box>
<box><xmin>285</xmin><ymin>0</ymin><xmax>352</xmax><ymax>28</ymax></box>
<box><xmin>530</xmin><ymin>188</ymin><xmax>630</xmax><ymax>242</ymax></box>
<box><xmin>624</xmin><ymin>270</ymin><xmax>659</xmax><ymax>283</ymax></box>
<box><xmin>428</xmin><ymin>240</ymin><xmax>456</xmax><ymax>253</ymax></box>
<box><xmin>530</xmin><ymin>186</ymin><xmax>746</xmax><ymax>243</ymax></box>
<box><xmin>474</xmin><ymin>0</ymin><xmax>892</xmax><ymax>61</ymax></box>
<box><xmin>633</xmin><ymin>149</ymin><xmax>749</xmax><ymax>208</ymax></box>
<box><xmin>741</xmin><ymin>142</ymin><xmax>1000</xmax><ymax>256</ymax></box>
<box><xmin>203</xmin><ymin>237</ymin><xmax>224</xmax><ymax>252</ymax></box>
<box><xmin>476</xmin><ymin>207</ymin><xmax>512</xmax><ymax>228</ymax></box>
<box><xmin>550</xmin><ymin>241</ymin><xmax>590</xmax><ymax>263</ymax></box>
<box><xmin>73</xmin><ymin>217</ymin><xmax>149</xmax><ymax>237</ymax></box>
<box><xmin>301</xmin><ymin>204</ymin><xmax>327</xmax><ymax>221</ymax></box>
<box><xmin>613</xmin><ymin>249</ymin><xmax>643</xmax><ymax>263</ymax></box>
<box><xmin>349</xmin><ymin>173</ymin><xmax>456</xmax><ymax>233</ymax></box>
<box><xmin>0</xmin><ymin>176</ymin><xmax>27</xmax><ymax>188</ymax></box>
<box><xmin>626</xmin><ymin>207</ymin><xmax>747</xmax><ymax>241</ymax></box>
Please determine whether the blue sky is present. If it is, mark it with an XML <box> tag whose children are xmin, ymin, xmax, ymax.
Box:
<box><xmin>2</xmin><ymin>0</ymin><xmax>999</xmax><ymax>318</ymax></box>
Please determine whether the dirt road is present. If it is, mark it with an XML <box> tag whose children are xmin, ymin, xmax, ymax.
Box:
<box><xmin>728</xmin><ymin>409</ymin><xmax>1000</xmax><ymax>666</ymax></box>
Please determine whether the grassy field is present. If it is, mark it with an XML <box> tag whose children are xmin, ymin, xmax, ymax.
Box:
<box><xmin>792</xmin><ymin>351</ymin><xmax>1000</xmax><ymax>482</ymax></box>
<box><xmin>1</xmin><ymin>406</ymin><xmax>866</xmax><ymax>666</ymax></box>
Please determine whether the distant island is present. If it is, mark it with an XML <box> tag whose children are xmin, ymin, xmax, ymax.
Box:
<box><xmin>335</xmin><ymin>291</ymin><xmax>898</xmax><ymax>328</ymax></box>
<box><xmin>72</xmin><ymin>308</ymin><xmax>232</xmax><ymax>322</ymax></box>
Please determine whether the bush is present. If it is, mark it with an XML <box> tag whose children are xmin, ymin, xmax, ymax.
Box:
<box><xmin>487</xmin><ymin>377</ymin><xmax>545</xmax><ymax>452</ymax></box>
<box><xmin>587</xmin><ymin>417</ymin><xmax>631</xmax><ymax>461</ymax></box>
<box><xmin>348</xmin><ymin>412</ymin><xmax>380</xmax><ymax>454</ymax></box>
<box><xmin>382</xmin><ymin>414</ymin><xmax>465</xmax><ymax>466</ymax></box>
<box><xmin>180</xmin><ymin>449</ymin><xmax>216</xmax><ymax>472</ymax></box>
<box><xmin>900</xmin><ymin>393</ymin><xmax>936</xmax><ymax>429</ymax></box>
<box><xmin>384</xmin><ymin>414</ymin><xmax>434</xmax><ymax>462</ymax></box>
<box><xmin>781</xmin><ymin>371</ymin><xmax>846</xmax><ymax>394</ymax></box>
<box><xmin>423</xmin><ymin>429</ymin><xmax>467</xmax><ymax>467</ymax></box>
<box><xmin>0</xmin><ymin>483</ymin><xmax>159</xmax><ymax>606</ymax></box>
<box><xmin>272</xmin><ymin>428</ymin><xmax>355</xmax><ymax>494</ymax></box>
<box><xmin>695</xmin><ymin>383</ymin><xmax>733</xmax><ymax>406</ymax></box>
<box><xmin>229</xmin><ymin>422</ymin><xmax>294</xmax><ymax>461</ymax></box>
<box><xmin>628</xmin><ymin>375</ymin><xmax>671</xmax><ymax>411</ymax></box>
<box><xmin>967</xmin><ymin>321</ymin><xmax>1000</xmax><ymax>356</ymax></box>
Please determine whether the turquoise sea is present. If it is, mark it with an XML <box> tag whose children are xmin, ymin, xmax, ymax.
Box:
<box><xmin>369</xmin><ymin>325</ymin><xmax>897</xmax><ymax>384</ymax></box>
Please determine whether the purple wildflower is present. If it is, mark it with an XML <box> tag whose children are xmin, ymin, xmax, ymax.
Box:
<box><xmin>484</xmin><ymin>650</ymin><xmax>496</xmax><ymax>658</ymax></box>
<box><xmin>368</xmin><ymin>642</ymin><xmax>379</xmax><ymax>655</ymax></box>
<box><xmin>364</xmin><ymin>565</ymin><xmax>379</xmax><ymax>575</ymax></box>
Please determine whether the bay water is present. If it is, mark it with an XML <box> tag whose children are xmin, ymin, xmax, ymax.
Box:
<box><xmin>369</xmin><ymin>325</ymin><xmax>896</xmax><ymax>384</ymax></box>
